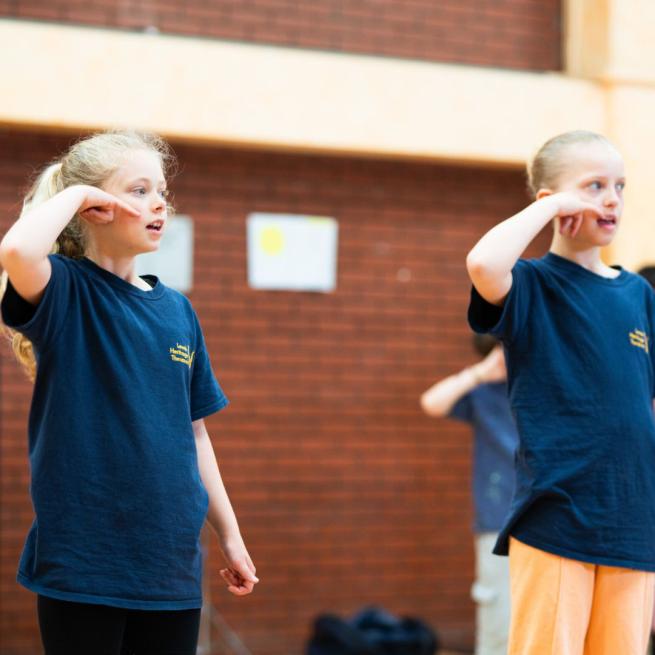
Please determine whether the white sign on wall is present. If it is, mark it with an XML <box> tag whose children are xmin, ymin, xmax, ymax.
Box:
<box><xmin>247</xmin><ymin>213</ymin><xmax>338</xmax><ymax>292</ymax></box>
<box><xmin>136</xmin><ymin>215</ymin><xmax>194</xmax><ymax>293</ymax></box>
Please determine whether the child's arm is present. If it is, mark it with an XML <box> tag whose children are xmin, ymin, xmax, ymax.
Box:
<box><xmin>0</xmin><ymin>185</ymin><xmax>138</xmax><ymax>304</ymax></box>
<box><xmin>421</xmin><ymin>346</ymin><xmax>504</xmax><ymax>417</ymax></box>
<box><xmin>193</xmin><ymin>418</ymin><xmax>259</xmax><ymax>596</ymax></box>
<box><xmin>466</xmin><ymin>193</ymin><xmax>601</xmax><ymax>306</ymax></box>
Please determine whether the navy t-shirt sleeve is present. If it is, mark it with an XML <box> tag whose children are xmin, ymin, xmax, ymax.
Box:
<box><xmin>1</xmin><ymin>254</ymin><xmax>73</xmax><ymax>348</ymax></box>
<box><xmin>468</xmin><ymin>259</ymin><xmax>535</xmax><ymax>343</ymax></box>
<box><xmin>449</xmin><ymin>392</ymin><xmax>474</xmax><ymax>422</ymax></box>
<box><xmin>189</xmin><ymin>316</ymin><xmax>228</xmax><ymax>421</ymax></box>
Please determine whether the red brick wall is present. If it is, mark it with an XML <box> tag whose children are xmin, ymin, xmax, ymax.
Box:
<box><xmin>0</xmin><ymin>129</ymin><xmax>550</xmax><ymax>654</ymax></box>
<box><xmin>2</xmin><ymin>0</ymin><xmax>562</xmax><ymax>71</ymax></box>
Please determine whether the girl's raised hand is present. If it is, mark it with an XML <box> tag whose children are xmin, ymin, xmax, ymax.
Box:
<box><xmin>219</xmin><ymin>539</ymin><xmax>259</xmax><ymax>596</ymax></box>
<box><xmin>550</xmin><ymin>192</ymin><xmax>603</xmax><ymax>239</ymax></box>
<box><xmin>77</xmin><ymin>185</ymin><xmax>140</xmax><ymax>224</ymax></box>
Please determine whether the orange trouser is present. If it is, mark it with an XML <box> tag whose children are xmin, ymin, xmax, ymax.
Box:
<box><xmin>508</xmin><ymin>537</ymin><xmax>654</xmax><ymax>655</ymax></box>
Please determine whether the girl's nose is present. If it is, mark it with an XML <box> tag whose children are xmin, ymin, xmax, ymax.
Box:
<box><xmin>152</xmin><ymin>195</ymin><xmax>166</xmax><ymax>213</ymax></box>
<box><xmin>604</xmin><ymin>188</ymin><xmax>619</xmax><ymax>207</ymax></box>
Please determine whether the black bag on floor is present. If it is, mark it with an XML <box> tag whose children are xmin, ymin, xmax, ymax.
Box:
<box><xmin>306</xmin><ymin>606</ymin><xmax>439</xmax><ymax>655</ymax></box>
<box><xmin>307</xmin><ymin>614</ymin><xmax>380</xmax><ymax>655</ymax></box>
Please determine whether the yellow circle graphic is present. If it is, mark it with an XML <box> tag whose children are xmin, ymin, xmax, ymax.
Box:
<box><xmin>260</xmin><ymin>227</ymin><xmax>284</xmax><ymax>255</ymax></box>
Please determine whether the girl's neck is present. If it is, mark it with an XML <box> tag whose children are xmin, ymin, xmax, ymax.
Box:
<box><xmin>549</xmin><ymin>238</ymin><xmax>617</xmax><ymax>277</ymax></box>
<box><xmin>84</xmin><ymin>246</ymin><xmax>151</xmax><ymax>291</ymax></box>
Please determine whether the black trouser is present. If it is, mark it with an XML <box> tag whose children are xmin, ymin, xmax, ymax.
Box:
<box><xmin>37</xmin><ymin>595</ymin><xmax>201</xmax><ymax>655</ymax></box>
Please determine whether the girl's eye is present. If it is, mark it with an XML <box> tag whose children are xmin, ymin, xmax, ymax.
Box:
<box><xmin>616</xmin><ymin>182</ymin><xmax>625</xmax><ymax>192</ymax></box>
<box><xmin>132</xmin><ymin>187</ymin><xmax>147</xmax><ymax>196</ymax></box>
<box><xmin>588</xmin><ymin>181</ymin><xmax>603</xmax><ymax>191</ymax></box>
<box><xmin>158</xmin><ymin>189</ymin><xmax>169</xmax><ymax>199</ymax></box>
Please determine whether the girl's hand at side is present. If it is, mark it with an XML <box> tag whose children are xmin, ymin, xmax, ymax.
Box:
<box><xmin>219</xmin><ymin>538</ymin><xmax>259</xmax><ymax>596</ymax></box>
<box><xmin>76</xmin><ymin>185</ymin><xmax>141</xmax><ymax>224</ymax></box>
<box><xmin>549</xmin><ymin>191</ymin><xmax>603</xmax><ymax>239</ymax></box>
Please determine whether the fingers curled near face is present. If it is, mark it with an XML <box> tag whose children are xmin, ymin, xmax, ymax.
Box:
<box><xmin>559</xmin><ymin>213</ymin><xmax>587</xmax><ymax>238</ymax></box>
<box><xmin>559</xmin><ymin>215</ymin><xmax>573</xmax><ymax>236</ymax></box>
<box><xmin>79</xmin><ymin>207</ymin><xmax>114</xmax><ymax>225</ymax></box>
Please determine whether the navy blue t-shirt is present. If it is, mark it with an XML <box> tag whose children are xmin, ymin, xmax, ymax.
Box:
<box><xmin>1</xmin><ymin>255</ymin><xmax>228</xmax><ymax>609</ymax></box>
<box><xmin>449</xmin><ymin>383</ymin><xmax>517</xmax><ymax>534</ymax></box>
<box><xmin>469</xmin><ymin>252</ymin><xmax>655</xmax><ymax>571</ymax></box>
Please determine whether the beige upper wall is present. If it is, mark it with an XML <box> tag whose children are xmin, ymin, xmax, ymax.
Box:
<box><xmin>0</xmin><ymin>19</ymin><xmax>604</xmax><ymax>168</ymax></box>
<box><xmin>564</xmin><ymin>0</ymin><xmax>610</xmax><ymax>80</ymax></box>
<box><xmin>608</xmin><ymin>0</ymin><xmax>655</xmax><ymax>84</ymax></box>
<box><xmin>566</xmin><ymin>0</ymin><xmax>655</xmax><ymax>85</ymax></box>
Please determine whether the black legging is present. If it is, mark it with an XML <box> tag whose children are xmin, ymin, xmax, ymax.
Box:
<box><xmin>37</xmin><ymin>595</ymin><xmax>201</xmax><ymax>655</ymax></box>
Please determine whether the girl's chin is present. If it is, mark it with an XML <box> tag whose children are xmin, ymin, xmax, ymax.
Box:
<box><xmin>595</xmin><ymin>230</ymin><xmax>618</xmax><ymax>246</ymax></box>
<box><xmin>137</xmin><ymin>241</ymin><xmax>162</xmax><ymax>254</ymax></box>
<box><xmin>590</xmin><ymin>237</ymin><xmax>616</xmax><ymax>249</ymax></box>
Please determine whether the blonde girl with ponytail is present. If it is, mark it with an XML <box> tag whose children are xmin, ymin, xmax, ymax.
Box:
<box><xmin>0</xmin><ymin>131</ymin><xmax>257</xmax><ymax>655</ymax></box>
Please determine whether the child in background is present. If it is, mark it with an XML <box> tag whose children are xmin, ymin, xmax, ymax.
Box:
<box><xmin>466</xmin><ymin>130</ymin><xmax>655</xmax><ymax>654</ymax></box>
<box><xmin>0</xmin><ymin>131</ymin><xmax>258</xmax><ymax>655</ymax></box>
<box><xmin>421</xmin><ymin>334</ymin><xmax>517</xmax><ymax>655</ymax></box>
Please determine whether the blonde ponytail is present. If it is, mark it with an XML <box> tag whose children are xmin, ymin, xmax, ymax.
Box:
<box><xmin>1</xmin><ymin>161</ymin><xmax>68</xmax><ymax>381</ymax></box>
<box><xmin>20</xmin><ymin>161</ymin><xmax>86</xmax><ymax>260</ymax></box>
<box><xmin>0</xmin><ymin>270</ymin><xmax>37</xmax><ymax>380</ymax></box>
<box><xmin>24</xmin><ymin>162</ymin><xmax>64</xmax><ymax>209</ymax></box>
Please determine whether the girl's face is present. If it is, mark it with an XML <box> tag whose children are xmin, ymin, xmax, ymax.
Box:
<box><xmin>94</xmin><ymin>149</ymin><xmax>168</xmax><ymax>256</ymax></box>
<box><xmin>551</xmin><ymin>141</ymin><xmax>626</xmax><ymax>247</ymax></box>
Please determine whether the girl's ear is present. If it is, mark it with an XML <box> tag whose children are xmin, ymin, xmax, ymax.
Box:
<box><xmin>536</xmin><ymin>188</ymin><xmax>553</xmax><ymax>200</ymax></box>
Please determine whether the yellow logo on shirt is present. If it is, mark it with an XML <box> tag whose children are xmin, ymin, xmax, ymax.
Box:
<box><xmin>629</xmin><ymin>329</ymin><xmax>649</xmax><ymax>354</ymax></box>
<box><xmin>170</xmin><ymin>343</ymin><xmax>195</xmax><ymax>368</ymax></box>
